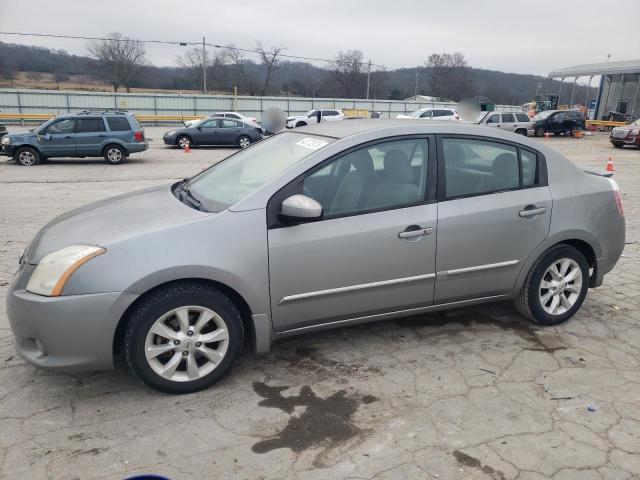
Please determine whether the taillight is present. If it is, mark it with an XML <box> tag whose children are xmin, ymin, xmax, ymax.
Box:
<box><xmin>134</xmin><ymin>130</ymin><xmax>144</xmax><ymax>142</ymax></box>
<box><xmin>608</xmin><ymin>178</ymin><xmax>624</xmax><ymax>217</ymax></box>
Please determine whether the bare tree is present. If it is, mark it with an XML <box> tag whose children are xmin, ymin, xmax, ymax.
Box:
<box><xmin>255</xmin><ymin>42</ymin><xmax>285</xmax><ymax>96</ymax></box>
<box><xmin>329</xmin><ymin>50</ymin><xmax>366</xmax><ymax>98</ymax></box>
<box><xmin>424</xmin><ymin>52</ymin><xmax>472</xmax><ymax>102</ymax></box>
<box><xmin>223</xmin><ymin>45</ymin><xmax>257</xmax><ymax>94</ymax></box>
<box><xmin>177</xmin><ymin>47</ymin><xmax>226</xmax><ymax>92</ymax></box>
<box><xmin>87</xmin><ymin>32</ymin><xmax>147</xmax><ymax>92</ymax></box>
<box><xmin>26</xmin><ymin>71</ymin><xmax>42</xmax><ymax>84</ymax></box>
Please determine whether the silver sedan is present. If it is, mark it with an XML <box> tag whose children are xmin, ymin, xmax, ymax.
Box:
<box><xmin>7</xmin><ymin>120</ymin><xmax>625</xmax><ymax>393</ymax></box>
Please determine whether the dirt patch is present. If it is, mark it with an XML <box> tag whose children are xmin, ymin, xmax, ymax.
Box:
<box><xmin>453</xmin><ymin>450</ymin><xmax>507</xmax><ymax>480</ymax></box>
<box><xmin>252</xmin><ymin>382</ymin><xmax>377</xmax><ymax>465</ymax></box>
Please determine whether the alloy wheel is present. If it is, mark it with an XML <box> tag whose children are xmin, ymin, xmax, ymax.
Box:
<box><xmin>107</xmin><ymin>148</ymin><xmax>122</xmax><ymax>163</ymax></box>
<box><xmin>18</xmin><ymin>150</ymin><xmax>36</xmax><ymax>165</ymax></box>
<box><xmin>239</xmin><ymin>137</ymin><xmax>251</xmax><ymax>148</ymax></box>
<box><xmin>178</xmin><ymin>137</ymin><xmax>191</xmax><ymax>148</ymax></box>
<box><xmin>144</xmin><ymin>306</ymin><xmax>229</xmax><ymax>382</ymax></box>
<box><xmin>539</xmin><ymin>258</ymin><xmax>582</xmax><ymax>315</ymax></box>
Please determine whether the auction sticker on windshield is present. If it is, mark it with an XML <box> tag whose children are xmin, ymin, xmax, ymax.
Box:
<box><xmin>296</xmin><ymin>138</ymin><xmax>328</xmax><ymax>150</ymax></box>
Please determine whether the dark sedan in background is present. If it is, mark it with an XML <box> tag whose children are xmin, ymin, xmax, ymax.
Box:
<box><xmin>163</xmin><ymin>118</ymin><xmax>263</xmax><ymax>149</ymax></box>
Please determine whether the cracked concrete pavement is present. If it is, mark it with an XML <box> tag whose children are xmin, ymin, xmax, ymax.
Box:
<box><xmin>0</xmin><ymin>127</ymin><xmax>639</xmax><ymax>479</ymax></box>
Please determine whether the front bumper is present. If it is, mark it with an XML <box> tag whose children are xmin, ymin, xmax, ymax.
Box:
<box><xmin>1</xmin><ymin>145</ymin><xmax>16</xmax><ymax>157</ymax></box>
<box><xmin>163</xmin><ymin>135</ymin><xmax>177</xmax><ymax>145</ymax></box>
<box><xmin>7</xmin><ymin>277</ymin><xmax>139</xmax><ymax>372</ymax></box>
<box><xmin>609</xmin><ymin>135</ymin><xmax>639</xmax><ymax>146</ymax></box>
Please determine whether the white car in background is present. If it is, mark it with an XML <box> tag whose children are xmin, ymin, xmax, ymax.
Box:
<box><xmin>396</xmin><ymin>108</ymin><xmax>460</xmax><ymax>121</ymax></box>
<box><xmin>184</xmin><ymin>112</ymin><xmax>259</xmax><ymax>128</ymax></box>
<box><xmin>286</xmin><ymin>109</ymin><xmax>346</xmax><ymax>128</ymax></box>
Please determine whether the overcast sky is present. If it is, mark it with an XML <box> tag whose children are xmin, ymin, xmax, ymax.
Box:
<box><xmin>3</xmin><ymin>0</ymin><xmax>639</xmax><ymax>78</ymax></box>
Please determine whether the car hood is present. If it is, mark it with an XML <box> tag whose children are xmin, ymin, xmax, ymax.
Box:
<box><xmin>5</xmin><ymin>131</ymin><xmax>37</xmax><ymax>142</ymax></box>
<box><xmin>25</xmin><ymin>184</ymin><xmax>208</xmax><ymax>264</ymax></box>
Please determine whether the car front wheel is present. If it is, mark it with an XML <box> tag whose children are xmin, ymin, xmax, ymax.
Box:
<box><xmin>14</xmin><ymin>147</ymin><xmax>41</xmax><ymax>166</ymax></box>
<box><xmin>176</xmin><ymin>135</ymin><xmax>192</xmax><ymax>149</ymax></box>
<box><xmin>515</xmin><ymin>245</ymin><xmax>589</xmax><ymax>326</ymax></box>
<box><xmin>124</xmin><ymin>282</ymin><xmax>244</xmax><ymax>394</ymax></box>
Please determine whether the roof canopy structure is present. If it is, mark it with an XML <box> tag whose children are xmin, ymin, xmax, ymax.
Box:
<box><xmin>548</xmin><ymin>59</ymin><xmax>640</xmax><ymax>78</ymax></box>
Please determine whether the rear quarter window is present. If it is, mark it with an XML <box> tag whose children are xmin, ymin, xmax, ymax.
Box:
<box><xmin>515</xmin><ymin>113</ymin><xmax>530</xmax><ymax>122</ymax></box>
<box><xmin>106</xmin><ymin>117</ymin><xmax>132</xmax><ymax>131</ymax></box>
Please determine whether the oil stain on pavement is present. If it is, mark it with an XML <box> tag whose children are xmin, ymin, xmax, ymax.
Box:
<box><xmin>251</xmin><ymin>382</ymin><xmax>378</xmax><ymax>462</ymax></box>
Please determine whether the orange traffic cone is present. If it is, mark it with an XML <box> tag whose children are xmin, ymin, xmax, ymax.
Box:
<box><xmin>183</xmin><ymin>144</ymin><xmax>191</xmax><ymax>154</ymax></box>
<box><xmin>606</xmin><ymin>157</ymin><xmax>615</xmax><ymax>172</ymax></box>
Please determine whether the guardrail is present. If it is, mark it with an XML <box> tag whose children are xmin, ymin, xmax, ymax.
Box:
<box><xmin>585</xmin><ymin>120</ymin><xmax>628</xmax><ymax>128</ymax></box>
<box><xmin>0</xmin><ymin>113</ymin><xmax>206</xmax><ymax>125</ymax></box>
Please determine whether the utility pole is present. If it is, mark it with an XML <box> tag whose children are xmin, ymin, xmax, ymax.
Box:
<box><xmin>414</xmin><ymin>70</ymin><xmax>420</xmax><ymax>97</ymax></box>
<box><xmin>366</xmin><ymin>59</ymin><xmax>372</xmax><ymax>99</ymax></box>
<box><xmin>202</xmin><ymin>36</ymin><xmax>207</xmax><ymax>95</ymax></box>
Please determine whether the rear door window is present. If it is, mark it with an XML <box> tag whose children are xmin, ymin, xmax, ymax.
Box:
<box><xmin>502</xmin><ymin>113</ymin><xmax>515</xmax><ymax>122</ymax></box>
<box><xmin>106</xmin><ymin>116</ymin><xmax>132</xmax><ymax>131</ymax></box>
<box><xmin>221</xmin><ymin>119</ymin><xmax>240</xmax><ymax>128</ymax></box>
<box><xmin>76</xmin><ymin>118</ymin><xmax>106</xmax><ymax>133</ymax></box>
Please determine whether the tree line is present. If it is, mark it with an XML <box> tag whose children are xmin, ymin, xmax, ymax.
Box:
<box><xmin>0</xmin><ymin>36</ymin><xmax>596</xmax><ymax>106</ymax></box>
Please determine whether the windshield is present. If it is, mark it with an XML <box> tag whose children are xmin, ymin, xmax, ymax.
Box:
<box><xmin>533</xmin><ymin>110</ymin><xmax>553</xmax><ymax>120</ymax></box>
<box><xmin>409</xmin><ymin>109</ymin><xmax>426</xmax><ymax>118</ymax></box>
<box><xmin>186</xmin><ymin>133</ymin><xmax>334</xmax><ymax>211</ymax></box>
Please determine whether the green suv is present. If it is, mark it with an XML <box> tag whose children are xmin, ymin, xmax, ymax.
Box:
<box><xmin>1</xmin><ymin>111</ymin><xmax>148</xmax><ymax>166</ymax></box>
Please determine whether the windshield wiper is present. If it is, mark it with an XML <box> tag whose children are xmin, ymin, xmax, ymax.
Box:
<box><xmin>176</xmin><ymin>181</ymin><xmax>206</xmax><ymax>211</ymax></box>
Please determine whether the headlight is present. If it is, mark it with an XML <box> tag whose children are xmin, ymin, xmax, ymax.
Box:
<box><xmin>26</xmin><ymin>245</ymin><xmax>105</xmax><ymax>296</ymax></box>
<box><xmin>1</xmin><ymin>137</ymin><xmax>10</xmax><ymax>145</ymax></box>
<box><xmin>630</xmin><ymin>128</ymin><xmax>639</xmax><ymax>136</ymax></box>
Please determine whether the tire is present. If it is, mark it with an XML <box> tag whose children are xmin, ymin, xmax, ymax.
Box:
<box><xmin>176</xmin><ymin>135</ymin><xmax>192</xmax><ymax>149</ymax></box>
<box><xmin>613</xmin><ymin>144</ymin><xmax>623</xmax><ymax>149</ymax></box>
<box><xmin>124</xmin><ymin>281</ymin><xmax>244</xmax><ymax>394</ymax></box>
<box><xmin>237</xmin><ymin>135</ymin><xmax>252</xmax><ymax>149</ymax></box>
<box><xmin>295</xmin><ymin>121</ymin><xmax>307</xmax><ymax>128</ymax></box>
<box><xmin>103</xmin><ymin>144</ymin><xmax>126</xmax><ymax>165</ymax></box>
<box><xmin>14</xmin><ymin>146</ymin><xmax>41</xmax><ymax>166</ymax></box>
<box><xmin>515</xmin><ymin>244</ymin><xmax>589</xmax><ymax>326</ymax></box>
<box><xmin>534</xmin><ymin>128</ymin><xmax>544</xmax><ymax>137</ymax></box>
<box><xmin>515</xmin><ymin>129</ymin><xmax>528</xmax><ymax>136</ymax></box>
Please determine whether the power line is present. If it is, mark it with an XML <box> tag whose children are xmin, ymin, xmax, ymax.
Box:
<box><xmin>0</xmin><ymin>31</ymin><xmax>392</xmax><ymax>70</ymax></box>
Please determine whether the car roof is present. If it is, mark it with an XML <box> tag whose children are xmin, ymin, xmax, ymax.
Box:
<box><xmin>58</xmin><ymin>111</ymin><xmax>133</xmax><ymax>118</ymax></box>
<box><xmin>298</xmin><ymin>119</ymin><xmax>476</xmax><ymax>139</ymax></box>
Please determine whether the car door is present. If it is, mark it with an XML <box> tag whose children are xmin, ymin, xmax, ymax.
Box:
<box><xmin>267</xmin><ymin>136</ymin><xmax>437</xmax><ymax>331</ymax></box>
<box><xmin>38</xmin><ymin>118</ymin><xmax>76</xmax><ymax>156</ymax></box>
<box><xmin>500</xmin><ymin>113</ymin><xmax>517</xmax><ymax>132</ymax></box>
<box><xmin>194</xmin><ymin>119</ymin><xmax>221</xmax><ymax>145</ymax></box>
<box><xmin>548</xmin><ymin>112</ymin><xmax>564</xmax><ymax>133</ymax></box>
<box><xmin>484</xmin><ymin>113</ymin><xmax>501</xmax><ymax>129</ymax></box>
<box><xmin>435</xmin><ymin>136</ymin><xmax>551</xmax><ymax>303</ymax></box>
<box><xmin>74</xmin><ymin>117</ymin><xmax>107</xmax><ymax>156</ymax></box>
<box><xmin>219</xmin><ymin>119</ymin><xmax>243</xmax><ymax>144</ymax></box>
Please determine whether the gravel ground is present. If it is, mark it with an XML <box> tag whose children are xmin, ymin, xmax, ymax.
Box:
<box><xmin>1</xmin><ymin>126</ymin><xmax>639</xmax><ymax>480</ymax></box>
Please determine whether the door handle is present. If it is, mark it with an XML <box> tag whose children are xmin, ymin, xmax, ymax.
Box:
<box><xmin>519</xmin><ymin>206</ymin><xmax>546</xmax><ymax>217</ymax></box>
<box><xmin>398</xmin><ymin>225</ymin><xmax>432</xmax><ymax>238</ymax></box>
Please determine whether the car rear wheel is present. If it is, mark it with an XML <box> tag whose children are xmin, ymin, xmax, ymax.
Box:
<box><xmin>124</xmin><ymin>282</ymin><xmax>244</xmax><ymax>394</ymax></box>
<box><xmin>14</xmin><ymin>147</ymin><xmax>41</xmax><ymax>166</ymax></box>
<box><xmin>295</xmin><ymin>121</ymin><xmax>307</xmax><ymax>128</ymax></box>
<box><xmin>103</xmin><ymin>145</ymin><xmax>126</xmax><ymax>165</ymax></box>
<box><xmin>177</xmin><ymin>135</ymin><xmax>192</xmax><ymax>149</ymax></box>
<box><xmin>515</xmin><ymin>244</ymin><xmax>589</xmax><ymax>326</ymax></box>
<box><xmin>515</xmin><ymin>129</ymin><xmax>527</xmax><ymax>136</ymax></box>
<box><xmin>237</xmin><ymin>135</ymin><xmax>252</xmax><ymax>149</ymax></box>
<box><xmin>534</xmin><ymin>128</ymin><xmax>544</xmax><ymax>137</ymax></box>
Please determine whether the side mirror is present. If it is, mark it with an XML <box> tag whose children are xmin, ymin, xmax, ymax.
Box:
<box><xmin>280</xmin><ymin>194</ymin><xmax>322</xmax><ymax>221</ymax></box>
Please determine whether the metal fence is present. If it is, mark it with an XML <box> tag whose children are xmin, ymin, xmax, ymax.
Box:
<box><xmin>0</xmin><ymin>88</ymin><xmax>522</xmax><ymax>123</ymax></box>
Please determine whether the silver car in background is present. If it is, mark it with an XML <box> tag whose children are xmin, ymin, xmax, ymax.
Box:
<box><xmin>7</xmin><ymin>120</ymin><xmax>625</xmax><ymax>393</ymax></box>
<box><xmin>477</xmin><ymin>111</ymin><xmax>533</xmax><ymax>136</ymax></box>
